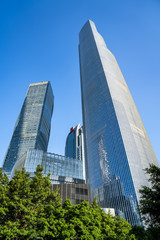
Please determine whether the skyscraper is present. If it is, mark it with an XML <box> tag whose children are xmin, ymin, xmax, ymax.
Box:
<box><xmin>3</xmin><ymin>81</ymin><xmax>54</xmax><ymax>176</ymax></box>
<box><xmin>79</xmin><ymin>20</ymin><xmax>159</xmax><ymax>225</ymax></box>
<box><xmin>65</xmin><ymin>124</ymin><xmax>86</xmax><ymax>180</ymax></box>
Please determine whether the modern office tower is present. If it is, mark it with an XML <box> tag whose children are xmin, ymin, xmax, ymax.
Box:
<box><xmin>10</xmin><ymin>149</ymin><xmax>90</xmax><ymax>205</ymax></box>
<box><xmin>3</xmin><ymin>82</ymin><xmax>54</xmax><ymax>176</ymax></box>
<box><xmin>65</xmin><ymin>124</ymin><xmax>85</xmax><ymax>180</ymax></box>
<box><xmin>79</xmin><ymin>20</ymin><xmax>159</xmax><ymax>225</ymax></box>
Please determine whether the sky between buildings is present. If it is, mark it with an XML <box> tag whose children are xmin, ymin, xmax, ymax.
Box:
<box><xmin>0</xmin><ymin>0</ymin><xmax>160</xmax><ymax>167</ymax></box>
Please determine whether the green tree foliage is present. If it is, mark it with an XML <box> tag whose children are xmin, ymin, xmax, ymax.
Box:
<box><xmin>130</xmin><ymin>225</ymin><xmax>148</xmax><ymax>240</ymax></box>
<box><xmin>137</xmin><ymin>164</ymin><xmax>160</xmax><ymax>240</ymax></box>
<box><xmin>0</xmin><ymin>166</ymin><xmax>136</xmax><ymax>239</ymax></box>
<box><xmin>130</xmin><ymin>225</ymin><xmax>160</xmax><ymax>240</ymax></box>
<box><xmin>139</xmin><ymin>164</ymin><xmax>160</xmax><ymax>228</ymax></box>
<box><xmin>62</xmin><ymin>198</ymin><xmax>136</xmax><ymax>240</ymax></box>
<box><xmin>0</xmin><ymin>166</ymin><xmax>62</xmax><ymax>239</ymax></box>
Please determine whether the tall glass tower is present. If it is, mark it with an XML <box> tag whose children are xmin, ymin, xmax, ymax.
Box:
<box><xmin>79</xmin><ymin>20</ymin><xmax>159</xmax><ymax>225</ymax></box>
<box><xmin>65</xmin><ymin>124</ymin><xmax>86</xmax><ymax>180</ymax></box>
<box><xmin>3</xmin><ymin>81</ymin><xmax>54</xmax><ymax>176</ymax></box>
<box><xmin>65</xmin><ymin>124</ymin><xmax>84</xmax><ymax>160</ymax></box>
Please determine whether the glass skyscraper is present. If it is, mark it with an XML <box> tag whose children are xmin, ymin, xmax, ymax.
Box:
<box><xmin>65</xmin><ymin>124</ymin><xmax>86</xmax><ymax>180</ymax></box>
<box><xmin>3</xmin><ymin>81</ymin><xmax>54</xmax><ymax>176</ymax></box>
<box><xmin>79</xmin><ymin>20</ymin><xmax>159</xmax><ymax>225</ymax></box>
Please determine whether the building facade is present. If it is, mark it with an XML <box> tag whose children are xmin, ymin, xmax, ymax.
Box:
<box><xmin>65</xmin><ymin>124</ymin><xmax>86</xmax><ymax>180</ymax></box>
<box><xmin>3</xmin><ymin>82</ymin><xmax>54</xmax><ymax>176</ymax></box>
<box><xmin>10</xmin><ymin>149</ymin><xmax>89</xmax><ymax>205</ymax></box>
<box><xmin>10</xmin><ymin>149</ymin><xmax>85</xmax><ymax>184</ymax></box>
<box><xmin>51</xmin><ymin>184</ymin><xmax>90</xmax><ymax>205</ymax></box>
<box><xmin>79</xmin><ymin>20</ymin><xmax>159</xmax><ymax>225</ymax></box>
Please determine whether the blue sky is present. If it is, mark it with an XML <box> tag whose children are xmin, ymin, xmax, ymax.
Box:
<box><xmin>0</xmin><ymin>0</ymin><xmax>160</xmax><ymax>167</ymax></box>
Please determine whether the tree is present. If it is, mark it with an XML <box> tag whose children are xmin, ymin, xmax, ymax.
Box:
<box><xmin>0</xmin><ymin>166</ymin><xmax>63</xmax><ymax>239</ymax></box>
<box><xmin>130</xmin><ymin>225</ymin><xmax>148</xmax><ymax>240</ymax></box>
<box><xmin>0</xmin><ymin>166</ymin><xmax>136</xmax><ymax>239</ymax></box>
<box><xmin>139</xmin><ymin>164</ymin><xmax>160</xmax><ymax>228</ymax></box>
<box><xmin>130</xmin><ymin>225</ymin><xmax>160</xmax><ymax>240</ymax></box>
<box><xmin>62</xmin><ymin>198</ymin><xmax>136</xmax><ymax>240</ymax></box>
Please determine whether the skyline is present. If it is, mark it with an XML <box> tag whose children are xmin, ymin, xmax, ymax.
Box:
<box><xmin>0</xmin><ymin>0</ymin><xmax>160</xmax><ymax>167</ymax></box>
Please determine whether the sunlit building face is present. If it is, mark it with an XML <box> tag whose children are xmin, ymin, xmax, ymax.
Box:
<box><xmin>3</xmin><ymin>81</ymin><xmax>54</xmax><ymax>176</ymax></box>
<box><xmin>79</xmin><ymin>20</ymin><xmax>159</xmax><ymax>225</ymax></box>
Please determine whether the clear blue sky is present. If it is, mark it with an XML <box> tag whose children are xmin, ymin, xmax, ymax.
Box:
<box><xmin>0</xmin><ymin>0</ymin><xmax>160</xmax><ymax>167</ymax></box>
